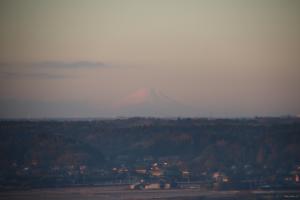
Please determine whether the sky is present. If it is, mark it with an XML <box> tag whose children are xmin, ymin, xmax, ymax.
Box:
<box><xmin>0</xmin><ymin>0</ymin><xmax>299</xmax><ymax>118</ymax></box>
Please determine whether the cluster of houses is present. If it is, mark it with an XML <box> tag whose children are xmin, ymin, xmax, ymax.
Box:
<box><xmin>111</xmin><ymin>159</ymin><xmax>188</xmax><ymax>181</ymax></box>
<box><xmin>3</xmin><ymin>158</ymin><xmax>300</xmax><ymax>190</ymax></box>
<box><xmin>129</xmin><ymin>179</ymin><xmax>176</xmax><ymax>190</ymax></box>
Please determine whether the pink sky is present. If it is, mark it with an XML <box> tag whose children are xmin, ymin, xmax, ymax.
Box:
<box><xmin>0</xmin><ymin>0</ymin><xmax>299</xmax><ymax>118</ymax></box>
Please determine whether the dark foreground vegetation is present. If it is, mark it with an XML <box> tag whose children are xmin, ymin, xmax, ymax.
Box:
<box><xmin>0</xmin><ymin>117</ymin><xmax>300</xmax><ymax>191</ymax></box>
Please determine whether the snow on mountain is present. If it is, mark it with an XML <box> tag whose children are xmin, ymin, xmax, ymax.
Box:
<box><xmin>112</xmin><ymin>88</ymin><xmax>196</xmax><ymax>117</ymax></box>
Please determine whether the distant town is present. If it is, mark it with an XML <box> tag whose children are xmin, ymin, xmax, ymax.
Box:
<box><xmin>0</xmin><ymin>117</ymin><xmax>300</xmax><ymax>191</ymax></box>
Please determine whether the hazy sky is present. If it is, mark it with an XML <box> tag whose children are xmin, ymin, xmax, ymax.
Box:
<box><xmin>0</xmin><ymin>0</ymin><xmax>299</xmax><ymax>118</ymax></box>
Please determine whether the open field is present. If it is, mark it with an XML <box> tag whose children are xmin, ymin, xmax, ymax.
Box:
<box><xmin>1</xmin><ymin>186</ymin><xmax>300</xmax><ymax>200</ymax></box>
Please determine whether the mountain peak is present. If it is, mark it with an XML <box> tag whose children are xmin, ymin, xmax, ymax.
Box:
<box><xmin>112</xmin><ymin>88</ymin><xmax>195</xmax><ymax>117</ymax></box>
<box><xmin>113</xmin><ymin>88</ymin><xmax>153</xmax><ymax>109</ymax></box>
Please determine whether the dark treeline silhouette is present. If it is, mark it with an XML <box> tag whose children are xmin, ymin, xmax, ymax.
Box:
<box><xmin>0</xmin><ymin>117</ymin><xmax>300</xmax><ymax>189</ymax></box>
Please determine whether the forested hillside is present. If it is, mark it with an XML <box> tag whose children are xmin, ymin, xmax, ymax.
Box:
<box><xmin>1</xmin><ymin>118</ymin><xmax>299</xmax><ymax>169</ymax></box>
<box><xmin>0</xmin><ymin>117</ymin><xmax>300</xmax><ymax>188</ymax></box>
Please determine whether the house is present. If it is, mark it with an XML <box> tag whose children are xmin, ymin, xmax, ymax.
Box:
<box><xmin>151</xmin><ymin>167</ymin><xmax>163</xmax><ymax>177</ymax></box>
<box><xmin>135</xmin><ymin>168</ymin><xmax>147</xmax><ymax>174</ymax></box>
<box><xmin>182</xmin><ymin>170</ymin><xmax>190</xmax><ymax>177</ymax></box>
<box><xmin>79</xmin><ymin>165</ymin><xmax>87</xmax><ymax>174</ymax></box>
<box><xmin>145</xmin><ymin>183</ymin><xmax>160</xmax><ymax>189</ymax></box>
<box><xmin>295</xmin><ymin>174</ymin><xmax>300</xmax><ymax>182</ymax></box>
<box><xmin>212</xmin><ymin>172</ymin><xmax>229</xmax><ymax>183</ymax></box>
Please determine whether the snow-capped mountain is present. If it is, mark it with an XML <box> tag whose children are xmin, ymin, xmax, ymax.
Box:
<box><xmin>112</xmin><ymin>88</ymin><xmax>196</xmax><ymax>117</ymax></box>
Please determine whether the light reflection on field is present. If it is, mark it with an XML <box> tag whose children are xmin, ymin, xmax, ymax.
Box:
<box><xmin>0</xmin><ymin>186</ymin><xmax>299</xmax><ymax>200</ymax></box>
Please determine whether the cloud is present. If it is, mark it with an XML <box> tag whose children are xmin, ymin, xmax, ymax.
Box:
<box><xmin>0</xmin><ymin>60</ymin><xmax>111</xmax><ymax>80</ymax></box>
<box><xmin>0</xmin><ymin>61</ymin><xmax>109</xmax><ymax>69</ymax></box>
<box><xmin>0</xmin><ymin>71</ymin><xmax>68</xmax><ymax>79</ymax></box>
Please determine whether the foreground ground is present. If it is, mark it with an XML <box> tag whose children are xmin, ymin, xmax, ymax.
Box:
<box><xmin>1</xmin><ymin>186</ymin><xmax>300</xmax><ymax>200</ymax></box>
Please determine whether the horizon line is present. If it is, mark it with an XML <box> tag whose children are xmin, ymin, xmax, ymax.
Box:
<box><xmin>0</xmin><ymin>115</ymin><xmax>298</xmax><ymax>121</ymax></box>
